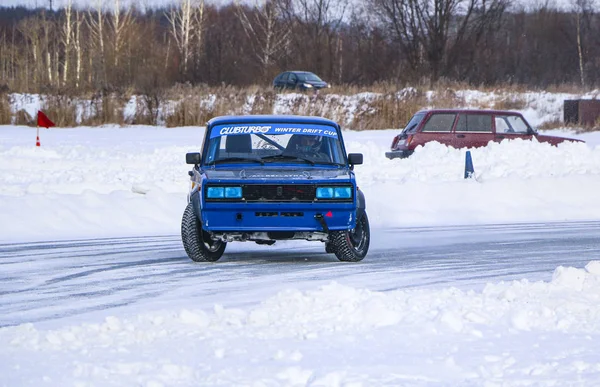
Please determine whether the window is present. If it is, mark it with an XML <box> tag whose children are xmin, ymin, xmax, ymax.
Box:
<box><xmin>495</xmin><ymin>117</ymin><xmax>510</xmax><ymax>133</ymax></box>
<box><xmin>298</xmin><ymin>72</ymin><xmax>322</xmax><ymax>82</ymax></box>
<box><xmin>421</xmin><ymin>114</ymin><xmax>456</xmax><ymax>132</ymax></box>
<box><xmin>403</xmin><ymin>113</ymin><xmax>425</xmax><ymax>133</ymax></box>
<box><xmin>456</xmin><ymin>114</ymin><xmax>492</xmax><ymax>132</ymax></box>
<box><xmin>495</xmin><ymin>115</ymin><xmax>530</xmax><ymax>134</ymax></box>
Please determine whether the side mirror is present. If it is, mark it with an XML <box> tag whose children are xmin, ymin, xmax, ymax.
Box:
<box><xmin>348</xmin><ymin>153</ymin><xmax>363</xmax><ymax>165</ymax></box>
<box><xmin>186</xmin><ymin>152</ymin><xmax>201</xmax><ymax>165</ymax></box>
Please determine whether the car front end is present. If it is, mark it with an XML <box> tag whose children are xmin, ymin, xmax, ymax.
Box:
<box><xmin>191</xmin><ymin>168</ymin><xmax>359</xmax><ymax>243</ymax></box>
<box><xmin>181</xmin><ymin>115</ymin><xmax>369</xmax><ymax>262</ymax></box>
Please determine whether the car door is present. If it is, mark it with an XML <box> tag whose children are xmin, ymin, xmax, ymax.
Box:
<box><xmin>287</xmin><ymin>73</ymin><xmax>298</xmax><ymax>89</ymax></box>
<box><xmin>414</xmin><ymin>112</ymin><xmax>457</xmax><ymax>148</ymax></box>
<box><xmin>453</xmin><ymin>113</ymin><xmax>494</xmax><ymax>149</ymax></box>
<box><xmin>274</xmin><ymin>73</ymin><xmax>285</xmax><ymax>88</ymax></box>
<box><xmin>277</xmin><ymin>72</ymin><xmax>289</xmax><ymax>88</ymax></box>
<box><xmin>493</xmin><ymin>114</ymin><xmax>533</xmax><ymax>143</ymax></box>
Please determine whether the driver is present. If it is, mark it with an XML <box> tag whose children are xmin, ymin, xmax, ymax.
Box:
<box><xmin>295</xmin><ymin>135</ymin><xmax>323</xmax><ymax>153</ymax></box>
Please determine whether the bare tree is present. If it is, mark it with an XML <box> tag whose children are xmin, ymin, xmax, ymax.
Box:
<box><xmin>61</xmin><ymin>0</ymin><xmax>74</xmax><ymax>86</ymax></box>
<box><xmin>41</xmin><ymin>12</ymin><xmax>55</xmax><ymax>87</ymax></box>
<box><xmin>573</xmin><ymin>0</ymin><xmax>595</xmax><ymax>86</ymax></box>
<box><xmin>74</xmin><ymin>9</ymin><xmax>85</xmax><ymax>89</ymax></box>
<box><xmin>235</xmin><ymin>0</ymin><xmax>290</xmax><ymax>79</ymax></box>
<box><xmin>87</xmin><ymin>0</ymin><xmax>107</xmax><ymax>86</ymax></box>
<box><xmin>166</xmin><ymin>0</ymin><xmax>205</xmax><ymax>75</ymax></box>
<box><xmin>18</xmin><ymin>17</ymin><xmax>42</xmax><ymax>89</ymax></box>
<box><xmin>279</xmin><ymin>0</ymin><xmax>349</xmax><ymax>77</ymax></box>
<box><xmin>370</xmin><ymin>0</ymin><xmax>508</xmax><ymax>82</ymax></box>
<box><xmin>110</xmin><ymin>0</ymin><xmax>134</xmax><ymax>68</ymax></box>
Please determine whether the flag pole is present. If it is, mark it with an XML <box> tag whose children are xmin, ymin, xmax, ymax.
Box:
<box><xmin>36</xmin><ymin>123</ymin><xmax>41</xmax><ymax>147</ymax></box>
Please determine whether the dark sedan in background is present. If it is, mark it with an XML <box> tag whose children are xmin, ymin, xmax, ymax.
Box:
<box><xmin>273</xmin><ymin>71</ymin><xmax>330</xmax><ymax>91</ymax></box>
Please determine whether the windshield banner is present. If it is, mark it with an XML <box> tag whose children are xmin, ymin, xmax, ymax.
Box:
<box><xmin>210</xmin><ymin>124</ymin><xmax>339</xmax><ymax>139</ymax></box>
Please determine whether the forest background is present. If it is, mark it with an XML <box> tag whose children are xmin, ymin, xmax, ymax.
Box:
<box><xmin>0</xmin><ymin>0</ymin><xmax>598</xmax><ymax>129</ymax></box>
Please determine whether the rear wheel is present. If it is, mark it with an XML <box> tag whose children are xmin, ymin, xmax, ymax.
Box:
<box><xmin>181</xmin><ymin>202</ymin><xmax>226</xmax><ymax>262</ymax></box>
<box><xmin>329</xmin><ymin>211</ymin><xmax>370</xmax><ymax>262</ymax></box>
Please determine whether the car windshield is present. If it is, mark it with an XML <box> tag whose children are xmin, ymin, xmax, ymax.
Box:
<box><xmin>495</xmin><ymin>115</ymin><xmax>533</xmax><ymax>134</ymax></box>
<box><xmin>297</xmin><ymin>73</ymin><xmax>322</xmax><ymax>82</ymax></box>
<box><xmin>204</xmin><ymin>123</ymin><xmax>346</xmax><ymax>166</ymax></box>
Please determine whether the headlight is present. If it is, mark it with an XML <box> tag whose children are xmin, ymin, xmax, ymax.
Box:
<box><xmin>207</xmin><ymin>186</ymin><xmax>242</xmax><ymax>199</ymax></box>
<box><xmin>302</xmin><ymin>83</ymin><xmax>313</xmax><ymax>88</ymax></box>
<box><xmin>333</xmin><ymin>187</ymin><xmax>352</xmax><ymax>199</ymax></box>
<box><xmin>316</xmin><ymin>186</ymin><xmax>352</xmax><ymax>200</ymax></box>
<box><xmin>225</xmin><ymin>186</ymin><xmax>242</xmax><ymax>198</ymax></box>
<box><xmin>207</xmin><ymin>187</ymin><xmax>224</xmax><ymax>198</ymax></box>
<box><xmin>316</xmin><ymin>187</ymin><xmax>334</xmax><ymax>199</ymax></box>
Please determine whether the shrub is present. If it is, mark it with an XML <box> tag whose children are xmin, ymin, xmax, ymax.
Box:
<box><xmin>41</xmin><ymin>95</ymin><xmax>77</xmax><ymax>127</ymax></box>
<box><xmin>80</xmin><ymin>90</ymin><xmax>126</xmax><ymax>126</ymax></box>
<box><xmin>0</xmin><ymin>93</ymin><xmax>10</xmax><ymax>124</ymax></box>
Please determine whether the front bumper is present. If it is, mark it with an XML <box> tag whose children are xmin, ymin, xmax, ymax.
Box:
<box><xmin>385</xmin><ymin>149</ymin><xmax>413</xmax><ymax>159</ymax></box>
<box><xmin>199</xmin><ymin>202</ymin><xmax>355</xmax><ymax>232</ymax></box>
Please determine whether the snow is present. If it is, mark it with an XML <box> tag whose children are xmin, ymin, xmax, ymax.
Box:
<box><xmin>3</xmin><ymin>98</ymin><xmax>600</xmax><ymax>385</ymax></box>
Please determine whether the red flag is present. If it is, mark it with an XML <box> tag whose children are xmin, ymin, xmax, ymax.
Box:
<box><xmin>37</xmin><ymin>111</ymin><xmax>55</xmax><ymax>128</ymax></box>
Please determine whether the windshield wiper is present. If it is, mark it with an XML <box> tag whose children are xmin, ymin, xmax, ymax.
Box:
<box><xmin>209</xmin><ymin>157</ymin><xmax>264</xmax><ymax>165</ymax></box>
<box><xmin>261</xmin><ymin>154</ymin><xmax>315</xmax><ymax>165</ymax></box>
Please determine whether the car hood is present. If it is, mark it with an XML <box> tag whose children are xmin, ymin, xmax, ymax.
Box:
<box><xmin>204</xmin><ymin>167</ymin><xmax>351</xmax><ymax>182</ymax></box>
<box><xmin>304</xmin><ymin>80</ymin><xmax>328</xmax><ymax>88</ymax></box>
<box><xmin>535</xmin><ymin>133</ymin><xmax>584</xmax><ymax>144</ymax></box>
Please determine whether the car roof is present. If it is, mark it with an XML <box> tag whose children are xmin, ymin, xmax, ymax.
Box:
<box><xmin>282</xmin><ymin>71</ymin><xmax>315</xmax><ymax>75</ymax></box>
<box><xmin>415</xmin><ymin>108</ymin><xmax>523</xmax><ymax>115</ymax></box>
<box><xmin>207</xmin><ymin>115</ymin><xmax>339</xmax><ymax>127</ymax></box>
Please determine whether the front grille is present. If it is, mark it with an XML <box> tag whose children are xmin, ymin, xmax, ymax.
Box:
<box><xmin>255</xmin><ymin>212</ymin><xmax>278</xmax><ymax>217</ymax></box>
<box><xmin>244</xmin><ymin>184</ymin><xmax>316</xmax><ymax>202</ymax></box>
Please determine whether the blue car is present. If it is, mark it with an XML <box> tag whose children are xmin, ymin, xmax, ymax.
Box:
<box><xmin>181</xmin><ymin>115</ymin><xmax>369</xmax><ymax>262</ymax></box>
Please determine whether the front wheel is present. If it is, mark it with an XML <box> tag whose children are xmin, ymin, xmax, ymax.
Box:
<box><xmin>181</xmin><ymin>202</ymin><xmax>226</xmax><ymax>262</ymax></box>
<box><xmin>329</xmin><ymin>211</ymin><xmax>370</xmax><ymax>262</ymax></box>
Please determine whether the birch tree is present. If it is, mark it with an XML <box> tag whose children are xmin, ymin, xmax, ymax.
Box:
<box><xmin>18</xmin><ymin>17</ymin><xmax>42</xmax><ymax>89</ymax></box>
<box><xmin>87</xmin><ymin>0</ymin><xmax>107</xmax><ymax>86</ymax></box>
<box><xmin>61</xmin><ymin>0</ymin><xmax>74</xmax><ymax>86</ymax></box>
<box><xmin>166</xmin><ymin>0</ymin><xmax>205</xmax><ymax>75</ymax></box>
<box><xmin>74</xmin><ymin>9</ymin><xmax>85</xmax><ymax>88</ymax></box>
<box><xmin>41</xmin><ymin>12</ymin><xmax>55</xmax><ymax>86</ymax></box>
<box><xmin>110</xmin><ymin>0</ymin><xmax>134</xmax><ymax>68</ymax></box>
<box><xmin>235</xmin><ymin>0</ymin><xmax>290</xmax><ymax>78</ymax></box>
<box><xmin>573</xmin><ymin>0</ymin><xmax>594</xmax><ymax>87</ymax></box>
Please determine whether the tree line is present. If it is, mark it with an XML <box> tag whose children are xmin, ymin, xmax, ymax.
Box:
<box><xmin>0</xmin><ymin>0</ymin><xmax>599</xmax><ymax>95</ymax></box>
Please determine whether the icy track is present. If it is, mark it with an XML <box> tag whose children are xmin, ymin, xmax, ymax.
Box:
<box><xmin>1</xmin><ymin>124</ymin><xmax>600</xmax><ymax>385</ymax></box>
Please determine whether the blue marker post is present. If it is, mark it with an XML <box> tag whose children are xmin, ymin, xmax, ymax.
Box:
<box><xmin>464</xmin><ymin>150</ymin><xmax>474</xmax><ymax>179</ymax></box>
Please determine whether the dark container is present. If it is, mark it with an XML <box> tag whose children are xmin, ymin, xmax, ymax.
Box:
<box><xmin>564</xmin><ymin>99</ymin><xmax>600</xmax><ymax>126</ymax></box>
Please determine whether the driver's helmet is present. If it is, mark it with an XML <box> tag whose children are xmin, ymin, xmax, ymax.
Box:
<box><xmin>296</xmin><ymin>135</ymin><xmax>322</xmax><ymax>153</ymax></box>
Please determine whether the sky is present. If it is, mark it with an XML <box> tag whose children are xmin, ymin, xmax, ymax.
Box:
<box><xmin>2</xmin><ymin>89</ymin><xmax>600</xmax><ymax>385</ymax></box>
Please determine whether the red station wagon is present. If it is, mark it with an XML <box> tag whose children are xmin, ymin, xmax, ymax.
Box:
<box><xmin>385</xmin><ymin>109</ymin><xmax>583</xmax><ymax>159</ymax></box>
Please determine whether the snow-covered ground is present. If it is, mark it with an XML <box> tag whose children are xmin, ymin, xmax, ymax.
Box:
<box><xmin>2</xmin><ymin>122</ymin><xmax>600</xmax><ymax>386</ymax></box>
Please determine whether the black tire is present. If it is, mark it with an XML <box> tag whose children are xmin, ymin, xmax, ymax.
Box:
<box><xmin>181</xmin><ymin>202</ymin><xmax>226</xmax><ymax>262</ymax></box>
<box><xmin>329</xmin><ymin>211</ymin><xmax>370</xmax><ymax>262</ymax></box>
<box><xmin>325</xmin><ymin>242</ymin><xmax>334</xmax><ymax>253</ymax></box>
